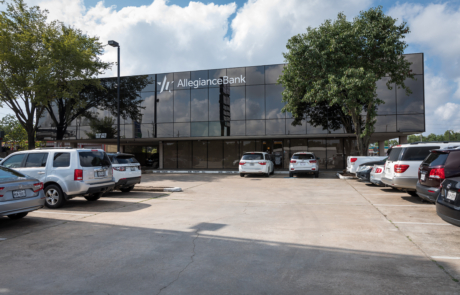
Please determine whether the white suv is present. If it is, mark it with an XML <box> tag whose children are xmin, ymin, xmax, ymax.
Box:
<box><xmin>382</xmin><ymin>142</ymin><xmax>459</xmax><ymax>195</ymax></box>
<box><xmin>0</xmin><ymin>148</ymin><xmax>115</xmax><ymax>208</ymax></box>
<box><xmin>107</xmin><ymin>153</ymin><xmax>142</xmax><ymax>192</ymax></box>
<box><xmin>239</xmin><ymin>152</ymin><xmax>274</xmax><ymax>177</ymax></box>
<box><xmin>289</xmin><ymin>152</ymin><xmax>319</xmax><ymax>178</ymax></box>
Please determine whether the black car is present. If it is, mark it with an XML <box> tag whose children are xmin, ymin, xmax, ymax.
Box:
<box><xmin>356</xmin><ymin>158</ymin><xmax>388</xmax><ymax>182</ymax></box>
<box><xmin>436</xmin><ymin>177</ymin><xmax>460</xmax><ymax>226</ymax></box>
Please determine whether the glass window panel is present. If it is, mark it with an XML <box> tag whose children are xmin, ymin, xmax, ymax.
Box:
<box><xmin>376</xmin><ymin>77</ymin><xmax>396</xmax><ymax>115</ymax></box>
<box><xmin>265</xmin><ymin>64</ymin><xmax>284</xmax><ymax>84</ymax></box>
<box><xmin>266</xmin><ymin>84</ymin><xmax>285</xmax><ymax>119</ymax></box>
<box><xmin>157</xmin><ymin>123</ymin><xmax>174</xmax><ymax>138</ymax></box>
<box><xmin>193</xmin><ymin>141</ymin><xmax>207</xmax><ymax>168</ymax></box>
<box><xmin>375</xmin><ymin>115</ymin><xmax>397</xmax><ymax>132</ymax></box>
<box><xmin>246</xmin><ymin>120</ymin><xmax>265</xmax><ymax>136</ymax></box>
<box><xmin>240</xmin><ymin>140</ymin><xmax>255</xmax><ymax>157</ymax></box>
<box><xmin>230</xmin><ymin>86</ymin><xmax>245</xmax><ymax>120</ymax></box>
<box><xmin>397</xmin><ymin>114</ymin><xmax>425</xmax><ymax>132</ymax></box>
<box><xmin>64</xmin><ymin>126</ymin><xmax>77</xmax><ymax>139</ymax></box>
<box><xmin>174</xmin><ymin>90</ymin><xmax>191</xmax><ymax>122</ymax></box>
<box><xmin>191</xmin><ymin>122</ymin><xmax>208</xmax><ymax>137</ymax></box>
<box><xmin>224</xmin><ymin>140</ymin><xmax>239</xmax><ymax>169</ymax></box>
<box><xmin>286</xmin><ymin>119</ymin><xmax>306</xmax><ymax>135</ymax></box>
<box><xmin>78</xmin><ymin>126</ymin><xmax>90</xmax><ymax>139</ymax></box>
<box><xmin>266</xmin><ymin>119</ymin><xmax>285</xmax><ymax>135</ymax></box>
<box><xmin>140</xmin><ymin>92</ymin><xmax>155</xmax><ymax>124</ymax></box>
<box><xmin>191</xmin><ymin>89</ymin><xmax>208</xmax><ymax>122</ymax></box>
<box><xmin>397</xmin><ymin>75</ymin><xmax>424</xmax><ymax>114</ymax></box>
<box><xmin>174</xmin><ymin>123</ymin><xmax>190</xmax><ymax>137</ymax></box>
<box><xmin>328</xmin><ymin>119</ymin><xmax>345</xmax><ymax>134</ymax></box>
<box><xmin>174</xmin><ymin>71</ymin><xmax>191</xmax><ymax>90</ymax></box>
<box><xmin>124</xmin><ymin>124</ymin><xmax>133</xmax><ymax>139</ymax></box>
<box><xmin>190</xmin><ymin>70</ymin><xmax>209</xmax><ymax>89</ymax></box>
<box><xmin>140</xmin><ymin>123</ymin><xmax>155</xmax><ymax>138</ymax></box>
<box><xmin>246</xmin><ymin>66</ymin><xmax>265</xmax><ymax>85</ymax></box>
<box><xmin>209</xmin><ymin>69</ymin><xmax>227</xmax><ymax>88</ymax></box>
<box><xmin>157</xmin><ymin>73</ymin><xmax>174</xmax><ymax>92</ymax></box>
<box><xmin>157</xmin><ymin>91</ymin><xmax>174</xmax><ymax>123</ymax></box>
<box><xmin>327</xmin><ymin>139</ymin><xmax>344</xmax><ymax>170</ymax></box>
<box><xmin>405</xmin><ymin>53</ymin><xmax>423</xmax><ymax>75</ymax></box>
<box><xmin>307</xmin><ymin>117</ymin><xmax>328</xmax><ymax>134</ymax></box>
<box><xmin>308</xmin><ymin>139</ymin><xmax>327</xmax><ymax>169</ymax></box>
<box><xmin>141</xmin><ymin>74</ymin><xmax>156</xmax><ymax>92</ymax></box>
<box><xmin>227</xmin><ymin>67</ymin><xmax>246</xmax><ymax>87</ymax></box>
<box><xmin>209</xmin><ymin>121</ymin><xmax>230</xmax><ymax>137</ymax></box>
<box><xmin>163</xmin><ymin>141</ymin><xmax>177</xmax><ymax>169</ymax></box>
<box><xmin>344</xmin><ymin>138</ymin><xmax>358</xmax><ymax>157</ymax></box>
<box><xmin>289</xmin><ymin>139</ymin><xmax>308</xmax><ymax>158</ymax></box>
<box><xmin>177</xmin><ymin>141</ymin><xmax>192</xmax><ymax>169</ymax></box>
<box><xmin>246</xmin><ymin>85</ymin><xmax>265</xmax><ymax>120</ymax></box>
<box><xmin>209</xmin><ymin>88</ymin><xmax>220</xmax><ymax>121</ymax></box>
<box><xmin>230</xmin><ymin>121</ymin><xmax>245</xmax><ymax>136</ymax></box>
<box><xmin>208</xmin><ymin>140</ymin><xmax>223</xmax><ymax>168</ymax></box>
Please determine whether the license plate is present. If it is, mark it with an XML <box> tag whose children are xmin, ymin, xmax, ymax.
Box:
<box><xmin>447</xmin><ymin>190</ymin><xmax>457</xmax><ymax>201</ymax></box>
<box><xmin>421</xmin><ymin>174</ymin><xmax>426</xmax><ymax>181</ymax></box>
<box><xmin>130</xmin><ymin>167</ymin><xmax>136</xmax><ymax>171</ymax></box>
<box><xmin>249</xmin><ymin>163</ymin><xmax>254</xmax><ymax>166</ymax></box>
<box><xmin>97</xmin><ymin>171</ymin><xmax>105</xmax><ymax>177</ymax></box>
<box><xmin>13</xmin><ymin>189</ymin><xmax>26</xmax><ymax>198</ymax></box>
<box><xmin>299</xmin><ymin>163</ymin><xmax>306</xmax><ymax>166</ymax></box>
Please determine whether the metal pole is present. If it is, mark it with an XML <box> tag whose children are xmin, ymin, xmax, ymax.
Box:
<box><xmin>117</xmin><ymin>46</ymin><xmax>121</xmax><ymax>153</ymax></box>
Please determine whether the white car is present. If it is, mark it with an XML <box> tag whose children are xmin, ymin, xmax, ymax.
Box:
<box><xmin>346</xmin><ymin>156</ymin><xmax>387</xmax><ymax>174</ymax></box>
<box><xmin>239</xmin><ymin>152</ymin><xmax>274</xmax><ymax>177</ymax></box>
<box><xmin>370</xmin><ymin>164</ymin><xmax>385</xmax><ymax>186</ymax></box>
<box><xmin>107</xmin><ymin>153</ymin><xmax>142</xmax><ymax>192</ymax></box>
<box><xmin>289</xmin><ymin>152</ymin><xmax>319</xmax><ymax>178</ymax></box>
<box><xmin>382</xmin><ymin>142</ymin><xmax>459</xmax><ymax>195</ymax></box>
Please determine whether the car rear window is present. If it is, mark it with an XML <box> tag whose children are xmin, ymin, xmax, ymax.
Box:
<box><xmin>422</xmin><ymin>152</ymin><xmax>448</xmax><ymax>167</ymax></box>
<box><xmin>0</xmin><ymin>166</ymin><xmax>25</xmax><ymax>179</ymax></box>
<box><xmin>242</xmin><ymin>153</ymin><xmax>264</xmax><ymax>160</ymax></box>
<box><xmin>79</xmin><ymin>151</ymin><xmax>111</xmax><ymax>167</ymax></box>
<box><xmin>113</xmin><ymin>156</ymin><xmax>139</xmax><ymax>164</ymax></box>
<box><xmin>388</xmin><ymin>148</ymin><xmax>402</xmax><ymax>161</ymax></box>
<box><xmin>402</xmin><ymin>146</ymin><xmax>440</xmax><ymax>161</ymax></box>
<box><xmin>292</xmin><ymin>154</ymin><xmax>314</xmax><ymax>160</ymax></box>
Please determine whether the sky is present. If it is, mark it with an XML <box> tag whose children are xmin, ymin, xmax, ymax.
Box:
<box><xmin>1</xmin><ymin>0</ymin><xmax>460</xmax><ymax>136</ymax></box>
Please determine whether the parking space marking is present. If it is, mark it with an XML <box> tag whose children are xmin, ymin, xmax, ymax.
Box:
<box><xmin>431</xmin><ymin>256</ymin><xmax>460</xmax><ymax>260</ymax></box>
<box><xmin>393</xmin><ymin>222</ymin><xmax>451</xmax><ymax>226</ymax></box>
<box><xmin>0</xmin><ymin>238</ymin><xmax>7</xmax><ymax>241</ymax></box>
<box><xmin>34</xmin><ymin>211</ymin><xmax>93</xmax><ymax>216</ymax></box>
<box><xmin>372</xmin><ymin>204</ymin><xmax>431</xmax><ymax>207</ymax></box>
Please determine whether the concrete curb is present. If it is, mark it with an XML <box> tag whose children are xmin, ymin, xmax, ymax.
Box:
<box><xmin>133</xmin><ymin>187</ymin><xmax>182</xmax><ymax>192</ymax></box>
<box><xmin>337</xmin><ymin>172</ymin><xmax>356</xmax><ymax>179</ymax></box>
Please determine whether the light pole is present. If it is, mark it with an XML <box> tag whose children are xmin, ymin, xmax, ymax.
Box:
<box><xmin>108</xmin><ymin>40</ymin><xmax>120</xmax><ymax>153</ymax></box>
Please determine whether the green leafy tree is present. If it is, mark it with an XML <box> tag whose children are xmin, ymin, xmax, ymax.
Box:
<box><xmin>85</xmin><ymin>116</ymin><xmax>117</xmax><ymax>139</ymax></box>
<box><xmin>280</xmin><ymin>7</ymin><xmax>414</xmax><ymax>155</ymax></box>
<box><xmin>0</xmin><ymin>114</ymin><xmax>27</xmax><ymax>149</ymax></box>
<box><xmin>0</xmin><ymin>0</ymin><xmax>111</xmax><ymax>149</ymax></box>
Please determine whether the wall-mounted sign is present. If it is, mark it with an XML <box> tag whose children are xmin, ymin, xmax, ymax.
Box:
<box><xmin>158</xmin><ymin>75</ymin><xmax>247</xmax><ymax>93</ymax></box>
<box><xmin>95</xmin><ymin>133</ymin><xmax>107</xmax><ymax>139</ymax></box>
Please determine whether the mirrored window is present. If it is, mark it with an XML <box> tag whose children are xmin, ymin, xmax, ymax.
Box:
<box><xmin>327</xmin><ymin>139</ymin><xmax>344</xmax><ymax>169</ymax></box>
<box><xmin>174</xmin><ymin>123</ymin><xmax>190</xmax><ymax>137</ymax></box>
<box><xmin>177</xmin><ymin>141</ymin><xmax>192</xmax><ymax>169</ymax></box>
<box><xmin>141</xmin><ymin>74</ymin><xmax>156</xmax><ymax>92</ymax></box>
<box><xmin>190</xmin><ymin>70</ymin><xmax>209</xmax><ymax>89</ymax></box>
<box><xmin>157</xmin><ymin>73</ymin><xmax>174</xmax><ymax>93</ymax></box>
<box><xmin>266</xmin><ymin>84</ymin><xmax>285</xmax><ymax>119</ymax></box>
<box><xmin>157</xmin><ymin>91</ymin><xmax>173</xmax><ymax>123</ymax></box>
<box><xmin>174</xmin><ymin>71</ymin><xmax>190</xmax><ymax>90</ymax></box>
<box><xmin>227</xmin><ymin>67</ymin><xmax>246</xmax><ymax>87</ymax></box>
<box><xmin>246</xmin><ymin>120</ymin><xmax>265</xmax><ymax>136</ymax></box>
<box><xmin>157</xmin><ymin>123</ymin><xmax>174</xmax><ymax>138</ymax></box>
<box><xmin>286</xmin><ymin>119</ymin><xmax>306</xmax><ymax>135</ymax></box>
<box><xmin>191</xmin><ymin>89</ymin><xmax>208</xmax><ymax>122</ymax></box>
<box><xmin>308</xmin><ymin>139</ymin><xmax>326</xmax><ymax>169</ymax></box>
<box><xmin>208</xmin><ymin>140</ymin><xmax>223</xmax><ymax>168</ymax></box>
<box><xmin>124</xmin><ymin>124</ymin><xmax>133</xmax><ymax>139</ymax></box>
<box><xmin>246</xmin><ymin>66</ymin><xmax>265</xmax><ymax>85</ymax></box>
<box><xmin>193</xmin><ymin>141</ymin><xmax>207</xmax><ymax>168</ymax></box>
<box><xmin>404</xmin><ymin>53</ymin><xmax>423</xmax><ymax>75</ymax></box>
<box><xmin>246</xmin><ymin>85</ymin><xmax>265</xmax><ymax>120</ymax></box>
<box><xmin>174</xmin><ymin>90</ymin><xmax>190</xmax><ymax>122</ymax></box>
<box><xmin>375</xmin><ymin>115</ymin><xmax>397</xmax><ymax>132</ymax></box>
<box><xmin>163</xmin><ymin>141</ymin><xmax>177</xmax><ymax>169</ymax></box>
<box><xmin>140</xmin><ymin>123</ymin><xmax>155</xmax><ymax>138</ymax></box>
<box><xmin>230</xmin><ymin>121</ymin><xmax>245</xmax><ymax>136</ymax></box>
<box><xmin>266</xmin><ymin>119</ymin><xmax>285</xmax><ymax>135</ymax></box>
<box><xmin>397</xmin><ymin>114</ymin><xmax>424</xmax><ymax>132</ymax></box>
<box><xmin>209</xmin><ymin>88</ymin><xmax>220</xmax><ymax>121</ymax></box>
<box><xmin>376</xmin><ymin>77</ymin><xmax>396</xmax><ymax>115</ymax></box>
<box><xmin>230</xmin><ymin>86</ymin><xmax>245</xmax><ymax>120</ymax></box>
<box><xmin>209</xmin><ymin>69</ymin><xmax>227</xmax><ymax>88</ymax></box>
<box><xmin>307</xmin><ymin>117</ymin><xmax>328</xmax><ymax>134</ymax></box>
<box><xmin>397</xmin><ymin>75</ymin><xmax>424</xmax><ymax>114</ymax></box>
<box><xmin>191</xmin><ymin>122</ymin><xmax>208</xmax><ymax>137</ymax></box>
<box><xmin>328</xmin><ymin>119</ymin><xmax>345</xmax><ymax>134</ymax></box>
<box><xmin>265</xmin><ymin>64</ymin><xmax>284</xmax><ymax>84</ymax></box>
<box><xmin>224</xmin><ymin>140</ymin><xmax>239</xmax><ymax>169</ymax></box>
<box><xmin>209</xmin><ymin>121</ymin><xmax>230</xmax><ymax>137</ymax></box>
<box><xmin>140</xmin><ymin>92</ymin><xmax>155</xmax><ymax>124</ymax></box>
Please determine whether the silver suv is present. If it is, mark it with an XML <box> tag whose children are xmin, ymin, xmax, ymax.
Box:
<box><xmin>0</xmin><ymin>148</ymin><xmax>115</xmax><ymax>208</ymax></box>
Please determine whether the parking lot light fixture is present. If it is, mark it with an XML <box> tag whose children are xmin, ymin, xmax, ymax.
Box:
<box><xmin>108</xmin><ymin>40</ymin><xmax>121</xmax><ymax>153</ymax></box>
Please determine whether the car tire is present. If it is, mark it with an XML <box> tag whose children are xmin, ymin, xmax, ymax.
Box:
<box><xmin>240</xmin><ymin>174</ymin><xmax>245</xmax><ymax>177</ymax></box>
<box><xmin>7</xmin><ymin>212</ymin><xmax>28</xmax><ymax>219</ymax></box>
<box><xmin>408</xmin><ymin>191</ymin><xmax>418</xmax><ymax>197</ymax></box>
<box><xmin>270</xmin><ymin>168</ymin><xmax>275</xmax><ymax>175</ymax></box>
<box><xmin>315</xmin><ymin>172</ymin><xmax>319</xmax><ymax>178</ymax></box>
<box><xmin>44</xmin><ymin>184</ymin><xmax>66</xmax><ymax>209</ymax></box>
<box><xmin>120</xmin><ymin>186</ymin><xmax>134</xmax><ymax>193</ymax></box>
<box><xmin>85</xmin><ymin>194</ymin><xmax>101</xmax><ymax>201</ymax></box>
<box><xmin>289</xmin><ymin>172</ymin><xmax>294</xmax><ymax>178</ymax></box>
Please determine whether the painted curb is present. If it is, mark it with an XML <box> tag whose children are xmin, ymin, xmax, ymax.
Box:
<box><xmin>337</xmin><ymin>172</ymin><xmax>356</xmax><ymax>179</ymax></box>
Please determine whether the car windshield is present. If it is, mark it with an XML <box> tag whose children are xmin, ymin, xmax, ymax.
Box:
<box><xmin>242</xmin><ymin>153</ymin><xmax>264</xmax><ymax>160</ymax></box>
<box><xmin>422</xmin><ymin>152</ymin><xmax>448</xmax><ymax>167</ymax></box>
<box><xmin>79</xmin><ymin>151</ymin><xmax>111</xmax><ymax>167</ymax></box>
<box><xmin>113</xmin><ymin>156</ymin><xmax>139</xmax><ymax>164</ymax></box>
<box><xmin>0</xmin><ymin>166</ymin><xmax>25</xmax><ymax>180</ymax></box>
<box><xmin>292</xmin><ymin>154</ymin><xmax>314</xmax><ymax>160</ymax></box>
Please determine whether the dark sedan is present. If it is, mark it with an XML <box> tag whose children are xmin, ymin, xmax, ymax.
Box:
<box><xmin>356</xmin><ymin>158</ymin><xmax>388</xmax><ymax>183</ymax></box>
<box><xmin>0</xmin><ymin>166</ymin><xmax>45</xmax><ymax>219</ymax></box>
<box><xmin>436</xmin><ymin>177</ymin><xmax>460</xmax><ymax>226</ymax></box>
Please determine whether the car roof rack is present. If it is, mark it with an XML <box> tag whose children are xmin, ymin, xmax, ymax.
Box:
<box><xmin>34</xmin><ymin>147</ymin><xmax>73</xmax><ymax>150</ymax></box>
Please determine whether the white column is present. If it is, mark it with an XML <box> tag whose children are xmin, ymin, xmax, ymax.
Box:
<box><xmin>399</xmin><ymin>136</ymin><xmax>408</xmax><ymax>144</ymax></box>
<box><xmin>159</xmin><ymin>142</ymin><xmax>163</xmax><ymax>169</ymax></box>
<box><xmin>378</xmin><ymin>140</ymin><xmax>385</xmax><ymax>156</ymax></box>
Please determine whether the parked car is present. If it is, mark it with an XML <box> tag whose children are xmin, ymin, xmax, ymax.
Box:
<box><xmin>239</xmin><ymin>152</ymin><xmax>274</xmax><ymax>177</ymax></box>
<box><xmin>436</xmin><ymin>177</ymin><xmax>460</xmax><ymax>226</ymax></box>
<box><xmin>289</xmin><ymin>152</ymin><xmax>319</xmax><ymax>178</ymax></box>
<box><xmin>0</xmin><ymin>166</ymin><xmax>45</xmax><ymax>219</ymax></box>
<box><xmin>107</xmin><ymin>153</ymin><xmax>142</xmax><ymax>192</ymax></box>
<box><xmin>347</xmin><ymin>156</ymin><xmax>387</xmax><ymax>174</ymax></box>
<box><xmin>416</xmin><ymin>148</ymin><xmax>460</xmax><ymax>203</ymax></box>
<box><xmin>382</xmin><ymin>142</ymin><xmax>459</xmax><ymax>196</ymax></box>
<box><xmin>370</xmin><ymin>164</ymin><xmax>385</xmax><ymax>186</ymax></box>
<box><xmin>356</xmin><ymin>158</ymin><xmax>388</xmax><ymax>182</ymax></box>
<box><xmin>0</xmin><ymin>148</ymin><xmax>115</xmax><ymax>209</ymax></box>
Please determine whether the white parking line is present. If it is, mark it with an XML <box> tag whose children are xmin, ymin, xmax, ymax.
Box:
<box><xmin>373</xmin><ymin>204</ymin><xmax>430</xmax><ymax>207</ymax></box>
<box><xmin>34</xmin><ymin>211</ymin><xmax>93</xmax><ymax>216</ymax></box>
<box><xmin>431</xmin><ymin>256</ymin><xmax>460</xmax><ymax>260</ymax></box>
<box><xmin>393</xmin><ymin>222</ymin><xmax>451</xmax><ymax>226</ymax></box>
<box><xmin>0</xmin><ymin>238</ymin><xmax>7</xmax><ymax>241</ymax></box>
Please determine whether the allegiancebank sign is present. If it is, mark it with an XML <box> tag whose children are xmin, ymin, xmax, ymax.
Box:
<box><xmin>158</xmin><ymin>75</ymin><xmax>246</xmax><ymax>93</ymax></box>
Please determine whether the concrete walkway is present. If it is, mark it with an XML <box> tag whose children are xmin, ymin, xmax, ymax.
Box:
<box><xmin>0</xmin><ymin>174</ymin><xmax>459</xmax><ymax>294</ymax></box>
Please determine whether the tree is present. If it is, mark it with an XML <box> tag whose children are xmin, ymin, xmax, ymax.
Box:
<box><xmin>85</xmin><ymin>116</ymin><xmax>117</xmax><ymax>139</ymax></box>
<box><xmin>0</xmin><ymin>114</ymin><xmax>27</xmax><ymax>149</ymax></box>
<box><xmin>0</xmin><ymin>0</ymin><xmax>111</xmax><ymax>149</ymax></box>
<box><xmin>280</xmin><ymin>7</ymin><xmax>414</xmax><ymax>155</ymax></box>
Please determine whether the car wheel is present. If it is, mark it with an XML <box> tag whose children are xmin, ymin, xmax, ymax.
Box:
<box><xmin>408</xmin><ymin>191</ymin><xmax>418</xmax><ymax>197</ymax></box>
<box><xmin>7</xmin><ymin>212</ymin><xmax>28</xmax><ymax>220</ymax></box>
<box><xmin>120</xmin><ymin>186</ymin><xmax>134</xmax><ymax>193</ymax></box>
<box><xmin>84</xmin><ymin>194</ymin><xmax>101</xmax><ymax>201</ymax></box>
<box><xmin>240</xmin><ymin>174</ymin><xmax>245</xmax><ymax>177</ymax></box>
<box><xmin>270</xmin><ymin>168</ymin><xmax>275</xmax><ymax>175</ymax></box>
<box><xmin>44</xmin><ymin>184</ymin><xmax>66</xmax><ymax>209</ymax></box>
<box><xmin>289</xmin><ymin>172</ymin><xmax>294</xmax><ymax>178</ymax></box>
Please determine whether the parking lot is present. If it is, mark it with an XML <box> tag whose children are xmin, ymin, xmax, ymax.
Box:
<box><xmin>1</xmin><ymin>173</ymin><xmax>460</xmax><ymax>294</ymax></box>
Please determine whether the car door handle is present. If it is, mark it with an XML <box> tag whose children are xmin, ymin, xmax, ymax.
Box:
<box><xmin>38</xmin><ymin>172</ymin><xmax>45</xmax><ymax>174</ymax></box>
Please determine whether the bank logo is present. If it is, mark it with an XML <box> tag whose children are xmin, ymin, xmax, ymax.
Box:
<box><xmin>158</xmin><ymin>75</ymin><xmax>246</xmax><ymax>93</ymax></box>
<box><xmin>158</xmin><ymin>76</ymin><xmax>174</xmax><ymax>93</ymax></box>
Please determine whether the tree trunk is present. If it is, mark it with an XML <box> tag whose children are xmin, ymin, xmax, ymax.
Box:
<box><xmin>55</xmin><ymin>123</ymin><xmax>67</xmax><ymax>141</ymax></box>
<box><xmin>27</xmin><ymin>129</ymin><xmax>35</xmax><ymax>150</ymax></box>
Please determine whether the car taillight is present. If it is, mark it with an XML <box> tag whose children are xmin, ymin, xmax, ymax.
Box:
<box><xmin>290</xmin><ymin>160</ymin><xmax>296</xmax><ymax>163</ymax></box>
<box><xmin>429</xmin><ymin>168</ymin><xmax>445</xmax><ymax>179</ymax></box>
<box><xmin>375</xmin><ymin>168</ymin><xmax>383</xmax><ymax>173</ymax></box>
<box><xmin>74</xmin><ymin>169</ymin><xmax>83</xmax><ymax>181</ymax></box>
<box><xmin>33</xmin><ymin>182</ymin><xmax>44</xmax><ymax>193</ymax></box>
<box><xmin>239</xmin><ymin>162</ymin><xmax>245</xmax><ymax>165</ymax></box>
<box><xmin>259</xmin><ymin>162</ymin><xmax>267</xmax><ymax>165</ymax></box>
<box><xmin>394</xmin><ymin>164</ymin><xmax>409</xmax><ymax>173</ymax></box>
<box><xmin>350</xmin><ymin>158</ymin><xmax>358</xmax><ymax>163</ymax></box>
<box><xmin>113</xmin><ymin>167</ymin><xmax>126</xmax><ymax>171</ymax></box>
<box><xmin>310</xmin><ymin>160</ymin><xmax>317</xmax><ymax>163</ymax></box>
<box><xmin>0</xmin><ymin>187</ymin><xmax>3</xmax><ymax>197</ymax></box>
